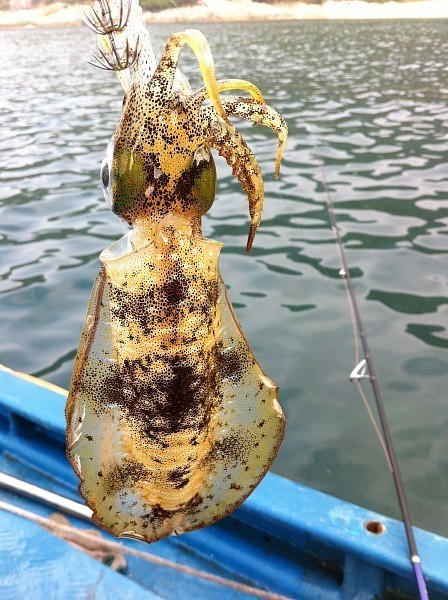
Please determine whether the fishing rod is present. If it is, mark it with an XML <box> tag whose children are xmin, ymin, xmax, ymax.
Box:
<box><xmin>318</xmin><ymin>161</ymin><xmax>429</xmax><ymax>600</ymax></box>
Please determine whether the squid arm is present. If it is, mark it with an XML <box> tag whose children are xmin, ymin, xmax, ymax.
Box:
<box><xmin>203</xmin><ymin>109</ymin><xmax>264</xmax><ymax>253</ymax></box>
<box><xmin>152</xmin><ymin>29</ymin><xmax>227</xmax><ymax>123</ymax></box>
<box><xmin>202</xmin><ymin>97</ymin><xmax>287</xmax><ymax>252</ymax></box>
<box><xmin>219</xmin><ymin>96</ymin><xmax>287</xmax><ymax>179</ymax></box>
<box><xmin>194</xmin><ymin>79</ymin><xmax>265</xmax><ymax>104</ymax></box>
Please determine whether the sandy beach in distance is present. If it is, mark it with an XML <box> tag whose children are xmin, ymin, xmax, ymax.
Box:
<box><xmin>0</xmin><ymin>0</ymin><xmax>447</xmax><ymax>27</ymax></box>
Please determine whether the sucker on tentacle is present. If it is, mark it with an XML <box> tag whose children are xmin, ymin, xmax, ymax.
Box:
<box><xmin>66</xmin><ymin>0</ymin><xmax>288</xmax><ymax>543</ymax></box>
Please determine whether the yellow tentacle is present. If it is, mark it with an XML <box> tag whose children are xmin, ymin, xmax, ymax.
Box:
<box><xmin>194</xmin><ymin>79</ymin><xmax>265</xmax><ymax>104</ymax></box>
<box><xmin>153</xmin><ymin>29</ymin><xmax>227</xmax><ymax>124</ymax></box>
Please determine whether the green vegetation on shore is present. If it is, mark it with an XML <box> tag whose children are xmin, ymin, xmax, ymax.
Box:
<box><xmin>2</xmin><ymin>0</ymin><xmax>199</xmax><ymax>9</ymax></box>
<box><xmin>139</xmin><ymin>0</ymin><xmax>197</xmax><ymax>11</ymax></box>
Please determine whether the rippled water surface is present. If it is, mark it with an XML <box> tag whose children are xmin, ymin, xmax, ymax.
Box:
<box><xmin>1</xmin><ymin>20</ymin><xmax>447</xmax><ymax>536</ymax></box>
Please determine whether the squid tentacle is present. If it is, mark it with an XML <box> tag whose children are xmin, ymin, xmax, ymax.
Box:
<box><xmin>193</xmin><ymin>79</ymin><xmax>265</xmax><ymax>105</ymax></box>
<box><xmin>219</xmin><ymin>96</ymin><xmax>288</xmax><ymax>179</ymax></box>
<box><xmin>203</xmin><ymin>108</ymin><xmax>264</xmax><ymax>253</ymax></box>
<box><xmin>151</xmin><ymin>30</ymin><xmax>227</xmax><ymax>124</ymax></box>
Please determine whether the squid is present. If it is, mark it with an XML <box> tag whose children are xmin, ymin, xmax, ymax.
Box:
<box><xmin>66</xmin><ymin>0</ymin><xmax>288</xmax><ymax>542</ymax></box>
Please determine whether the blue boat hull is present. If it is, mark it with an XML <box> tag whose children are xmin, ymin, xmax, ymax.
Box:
<box><xmin>0</xmin><ymin>364</ymin><xmax>446</xmax><ymax>599</ymax></box>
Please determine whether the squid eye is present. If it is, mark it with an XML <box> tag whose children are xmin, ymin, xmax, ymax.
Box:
<box><xmin>101</xmin><ymin>139</ymin><xmax>115</xmax><ymax>210</ymax></box>
<box><xmin>101</xmin><ymin>162</ymin><xmax>109</xmax><ymax>189</ymax></box>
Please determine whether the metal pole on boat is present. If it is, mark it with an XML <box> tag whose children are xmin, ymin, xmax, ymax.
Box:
<box><xmin>319</xmin><ymin>163</ymin><xmax>429</xmax><ymax>600</ymax></box>
<box><xmin>0</xmin><ymin>472</ymin><xmax>93</xmax><ymax>521</ymax></box>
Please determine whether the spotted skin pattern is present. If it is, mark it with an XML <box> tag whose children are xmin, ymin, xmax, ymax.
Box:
<box><xmin>66</xmin><ymin>3</ymin><xmax>287</xmax><ymax>542</ymax></box>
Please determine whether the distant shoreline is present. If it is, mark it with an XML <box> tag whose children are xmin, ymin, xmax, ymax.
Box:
<box><xmin>1</xmin><ymin>0</ymin><xmax>447</xmax><ymax>28</ymax></box>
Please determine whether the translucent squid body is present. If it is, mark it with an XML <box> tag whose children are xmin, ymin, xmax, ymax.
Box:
<box><xmin>66</xmin><ymin>0</ymin><xmax>288</xmax><ymax>542</ymax></box>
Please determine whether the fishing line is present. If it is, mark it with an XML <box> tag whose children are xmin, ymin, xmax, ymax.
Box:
<box><xmin>354</xmin><ymin>379</ymin><xmax>393</xmax><ymax>473</ymax></box>
<box><xmin>169</xmin><ymin>0</ymin><xmax>187</xmax><ymax>23</ymax></box>
<box><xmin>317</xmin><ymin>159</ymin><xmax>392</xmax><ymax>470</ymax></box>
<box><xmin>317</xmin><ymin>157</ymin><xmax>429</xmax><ymax>600</ymax></box>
